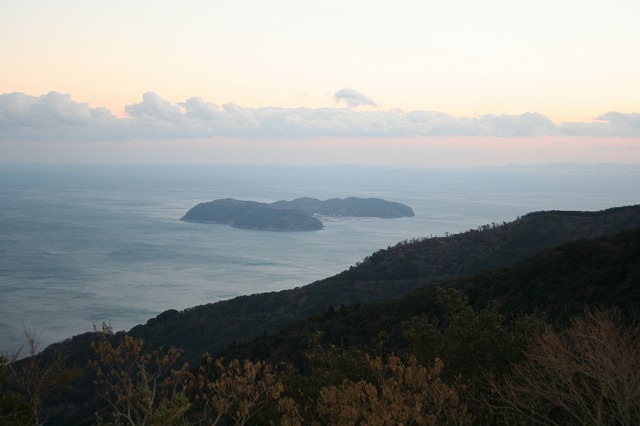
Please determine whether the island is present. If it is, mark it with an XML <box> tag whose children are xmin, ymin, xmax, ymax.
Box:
<box><xmin>181</xmin><ymin>197</ymin><xmax>414</xmax><ymax>231</ymax></box>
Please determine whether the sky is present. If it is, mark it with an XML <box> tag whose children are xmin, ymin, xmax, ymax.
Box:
<box><xmin>1</xmin><ymin>0</ymin><xmax>639</xmax><ymax>167</ymax></box>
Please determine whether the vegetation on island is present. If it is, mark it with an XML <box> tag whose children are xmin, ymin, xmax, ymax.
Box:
<box><xmin>2</xmin><ymin>204</ymin><xmax>640</xmax><ymax>424</ymax></box>
<box><xmin>180</xmin><ymin>197</ymin><xmax>415</xmax><ymax>231</ymax></box>
<box><xmin>270</xmin><ymin>197</ymin><xmax>415</xmax><ymax>218</ymax></box>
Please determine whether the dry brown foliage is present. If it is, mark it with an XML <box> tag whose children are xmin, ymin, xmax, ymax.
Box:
<box><xmin>90</xmin><ymin>334</ymin><xmax>192</xmax><ymax>426</ymax></box>
<box><xmin>195</xmin><ymin>354</ymin><xmax>301</xmax><ymax>425</ymax></box>
<box><xmin>491</xmin><ymin>309</ymin><xmax>640</xmax><ymax>425</ymax></box>
<box><xmin>316</xmin><ymin>354</ymin><xmax>472</xmax><ymax>425</ymax></box>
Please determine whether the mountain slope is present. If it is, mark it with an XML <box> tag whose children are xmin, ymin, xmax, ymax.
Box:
<box><xmin>223</xmin><ymin>226</ymin><xmax>640</xmax><ymax>364</ymax></box>
<box><xmin>129</xmin><ymin>204</ymin><xmax>640</xmax><ymax>362</ymax></box>
<box><xmin>35</xmin><ymin>205</ymin><xmax>640</xmax><ymax>425</ymax></box>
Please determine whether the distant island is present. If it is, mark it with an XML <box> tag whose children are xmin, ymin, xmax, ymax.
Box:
<box><xmin>181</xmin><ymin>197</ymin><xmax>415</xmax><ymax>231</ymax></box>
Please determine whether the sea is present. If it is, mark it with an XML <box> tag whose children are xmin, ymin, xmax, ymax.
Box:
<box><xmin>1</xmin><ymin>163</ymin><xmax>639</xmax><ymax>352</ymax></box>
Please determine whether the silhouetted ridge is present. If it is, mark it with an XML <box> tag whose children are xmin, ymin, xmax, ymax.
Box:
<box><xmin>223</xmin><ymin>226</ymin><xmax>640</xmax><ymax>364</ymax></box>
<box><xmin>130</xmin><ymin>204</ymin><xmax>640</xmax><ymax>363</ymax></box>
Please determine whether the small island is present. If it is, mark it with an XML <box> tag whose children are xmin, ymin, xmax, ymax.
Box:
<box><xmin>181</xmin><ymin>197</ymin><xmax>414</xmax><ymax>231</ymax></box>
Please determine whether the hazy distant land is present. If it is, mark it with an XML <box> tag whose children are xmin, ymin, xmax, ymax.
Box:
<box><xmin>181</xmin><ymin>197</ymin><xmax>415</xmax><ymax>231</ymax></box>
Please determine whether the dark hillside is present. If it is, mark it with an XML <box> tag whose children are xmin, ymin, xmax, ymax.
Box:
<box><xmin>461</xmin><ymin>226</ymin><xmax>640</xmax><ymax>317</ymax></box>
<box><xmin>340</xmin><ymin>204</ymin><xmax>640</xmax><ymax>282</ymax></box>
<box><xmin>224</xmin><ymin>227</ymin><xmax>640</xmax><ymax>364</ymax></box>
<box><xmin>26</xmin><ymin>206</ymin><xmax>640</xmax><ymax>426</ymax></box>
<box><xmin>129</xmin><ymin>204</ymin><xmax>640</xmax><ymax>363</ymax></box>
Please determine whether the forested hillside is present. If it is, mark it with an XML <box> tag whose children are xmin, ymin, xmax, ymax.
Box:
<box><xmin>2</xmin><ymin>205</ymin><xmax>640</xmax><ymax>425</ymax></box>
<box><xmin>223</xmin><ymin>226</ymin><xmax>640</xmax><ymax>365</ymax></box>
<box><xmin>130</xmin><ymin>204</ymin><xmax>640</xmax><ymax>362</ymax></box>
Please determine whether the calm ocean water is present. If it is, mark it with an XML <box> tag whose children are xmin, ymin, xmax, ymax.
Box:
<box><xmin>1</xmin><ymin>163</ymin><xmax>639</xmax><ymax>351</ymax></box>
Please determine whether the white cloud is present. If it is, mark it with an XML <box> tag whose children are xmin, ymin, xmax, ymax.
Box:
<box><xmin>0</xmin><ymin>92</ymin><xmax>126</xmax><ymax>142</ymax></box>
<box><xmin>1</xmin><ymin>91</ymin><xmax>639</xmax><ymax>143</ymax></box>
<box><xmin>125</xmin><ymin>92</ymin><xmax>183</xmax><ymax>122</ymax></box>
<box><xmin>476</xmin><ymin>113</ymin><xmax>557</xmax><ymax>137</ymax></box>
<box><xmin>180</xmin><ymin>97</ymin><xmax>222</xmax><ymax>120</ymax></box>
<box><xmin>559</xmin><ymin>112</ymin><xmax>640</xmax><ymax>137</ymax></box>
<box><xmin>334</xmin><ymin>88</ymin><xmax>378</xmax><ymax>108</ymax></box>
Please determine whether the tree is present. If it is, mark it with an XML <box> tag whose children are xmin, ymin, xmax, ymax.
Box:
<box><xmin>404</xmin><ymin>288</ymin><xmax>534</xmax><ymax>383</ymax></box>
<box><xmin>0</xmin><ymin>353</ymin><xmax>29</xmax><ymax>425</ymax></box>
<box><xmin>90</xmin><ymin>334</ymin><xmax>192</xmax><ymax>426</ymax></box>
<box><xmin>492</xmin><ymin>309</ymin><xmax>640</xmax><ymax>425</ymax></box>
<box><xmin>1</xmin><ymin>329</ymin><xmax>77</xmax><ymax>426</ymax></box>
<box><xmin>194</xmin><ymin>354</ymin><xmax>301</xmax><ymax>426</ymax></box>
<box><xmin>316</xmin><ymin>354</ymin><xmax>473</xmax><ymax>425</ymax></box>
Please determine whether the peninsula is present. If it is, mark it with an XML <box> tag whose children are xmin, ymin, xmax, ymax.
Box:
<box><xmin>181</xmin><ymin>197</ymin><xmax>414</xmax><ymax>231</ymax></box>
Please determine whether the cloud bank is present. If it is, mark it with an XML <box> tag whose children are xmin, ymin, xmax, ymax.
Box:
<box><xmin>1</xmin><ymin>91</ymin><xmax>639</xmax><ymax>143</ymax></box>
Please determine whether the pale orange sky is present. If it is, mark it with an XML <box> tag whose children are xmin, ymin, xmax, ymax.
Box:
<box><xmin>1</xmin><ymin>1</ymin><xmax>639</xmax><ymax>166</ymax></box>
<box><xmin>2</xmin><ymin>135</ymin><xmax>638</xmax><ymax>167</ymax></box>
